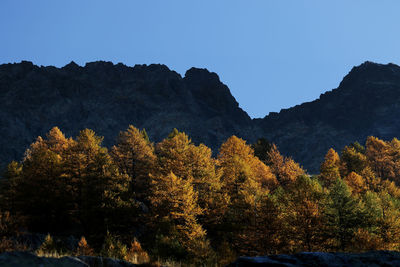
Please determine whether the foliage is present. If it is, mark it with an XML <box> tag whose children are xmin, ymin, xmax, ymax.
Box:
<box><xmin>320</xmin><ymin>148</ymin><xmax>341</xmax><ymax>186</ymax></box>
<box><xmin>76</xmin><ymin>236</ymin><xmax>94</xmax><ymax>256</ymax></box>
<box><xmin>37</xmin><ymin>234</ymin><xmax>58</xmax><ymax>255</ymax></box>
<box><xmin>1</xmin><ymin>126</ymin><xmax>400</xmax><ymax>264</ymax></box>
<box><xmin>100</xmin><ymin>232</ymin><xmax>127</xmax><ymax>260</ymax></box>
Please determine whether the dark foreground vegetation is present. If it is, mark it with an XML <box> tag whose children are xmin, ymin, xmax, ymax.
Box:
<box><xmin>1</xmin><ymin>125</ymin><xmax>400</xmax><ymax>265</ymax></box>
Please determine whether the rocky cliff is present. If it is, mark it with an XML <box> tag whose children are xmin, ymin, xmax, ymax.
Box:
<box><xmin>0</xmin><ymin>61</ymin><xmax>253</xmax><ymax>169</ymax></box>
<box><xmin>256</xmin><ymin>61</ymin><xmax>400</xmax><ymax>172</ymax></box>
<box><xmin>2</xmin><ymin>61</ymin><xmax>400</xmax><ymax>173</ymax></box>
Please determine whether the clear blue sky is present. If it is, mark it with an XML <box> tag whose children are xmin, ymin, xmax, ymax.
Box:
<box><xmin>1</xmin><ymin>1</ymin><xmax>400</xmax><ymax>118</ymax></box>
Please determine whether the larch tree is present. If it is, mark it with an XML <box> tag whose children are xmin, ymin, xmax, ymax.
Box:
<box><xmin>340</xmin><ymin>144</ymin><xmax>367</xmax><ymax>176</ymax></box>
<box><xmin>320</xmin><ymin>148</ymin><xmax>341</xmax><ymax>187</ymax></box>
<box><xmin>111</xmin><ymin>125</ymin><xmax>156</xmax><ymax>203</ymax></box>
<box><xmin>155</xmin><ymin>130</ymin><xmax>228</xmax><ymax>238</ymax></box>
<box><xmin>63</xmin><ymin>129</ymin><xmax>135</xmax><ymax>243</ymax></box>
<box><xmin>267</xmin><ymin>144</ymin><xmax>304</xmax><ymax>186</ymax></box>
<box><xmin>279</xmin><ymin>175</ymin><xmax>326</xmax><ymax>252</ymax></box>
<box><xmin>149</xmin><ymin>172</ymin><xmax>210</xmax><ymax>260</ymax></box>
<box><xmin>217</xmin><ymin>136</ymin><xmax>277</xmax><ymax>253</ymax></box>
<box><xmin>13</xmin><ymin>134</ymin><xmax>67</xmax><ymax>232</ymax></box>
<box><xmin>366</xmin><ymin>136</ymin><xmax>393</xmax><ymax>180</ymax></box>
<box><xmin>344</xmin><ymin>172</ymin><xmax>367</xmax><ymax>195</ymax></box>
<box><xmin>324</xmin><ymin>179</ymin><xmax>365</xmax><ymax>251</ymax></box>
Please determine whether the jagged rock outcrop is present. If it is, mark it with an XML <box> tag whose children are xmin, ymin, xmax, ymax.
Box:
<box><xmin>256</xmin><ymin>61</ymin><xmax>400</xmax><ymax>172</ymax></box>
<box><xmin>229</xmin><ymin>251</ymin><xmax>400</xmax><ymax>267</ymax></box>
<box><xmin>2</xmin><ymin>60</ymin><xmax>400</xmax><ymax>173</ymax></box>
<box><xmin>0</xmin><ymin>61</ymin><xmax>253</xmax><ymax>169</ymax></box>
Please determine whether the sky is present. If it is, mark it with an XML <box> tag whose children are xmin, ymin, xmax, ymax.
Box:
<box><xmin>1</xmin><ymin>1</ymin><xmax>400</xmax><ymax>118</ymax></box>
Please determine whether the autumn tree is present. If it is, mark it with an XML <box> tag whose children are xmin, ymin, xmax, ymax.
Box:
<box><xmin>340</xmin><ymin>144</ymin><xmax>367</xmax><ymax>176</ymax></box>
<box><xmin>7</xmin><ymin>130</ymin><xmax>70</xmax><ymax>233</ymax></box>
<box><xmin>149</xmin><ymin>172</ymin><xmax>210</xmax><ymax>260</ymax></box>
<box><xmin>111</xmin><ymin>125</ymin><xmax>156</xmax><ymax>202</ymax></box>
<box><xmin>218</xmin><ymin>136</ymin><xmax>277</xmax><ymax>253</ymax></box>
<box><xmin>344</xmin><ymin>172</ymin><xmax>367</xmax><ymax>195</ymax></box>
<box><xmin>76</xmin><ymin>236</ymin><xmax>95</xmax><ymax>256</ymax></box>
<box><xmin>218</xmin><ymin>136</ymin><xmax>277</xmax><ymax>195</ymax></box>
<box><xmin>63</xmin><ymin>129</ymin><xmax>135</xmax><ymax>243</ymax></box>
<box><xmin>155</xmin><ymin>130</ymin><xmax>228</xmax><ymax>238</ymax></box>
<box><xmin>267</xmin><ymin>144</ymin><xmax>304</xmax><ymax>186</ymax></box>
<box><xmin>365</xmin><ymin>136</ymin><xmax>393</xmax><ymax>180</ymax></box>
<box><xmin>279</xmin><ymin>175</ymin><xmax>326</xmax><ymax>252</ymax></box>
<box><xmin>320</xmin><ymin>148</ymin><xmax>341</xmax><ymax>187</ymax></box>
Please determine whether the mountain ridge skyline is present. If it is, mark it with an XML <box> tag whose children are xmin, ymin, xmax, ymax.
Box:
<box><xmin>3</xmin><ymin>59</ymin><xmax>391</xmax><ymax>120</ymax></box>
<box><xmin>1</xmin><ymin>59</ymin><xmax>400</xmax><ymax>173</ymax></box>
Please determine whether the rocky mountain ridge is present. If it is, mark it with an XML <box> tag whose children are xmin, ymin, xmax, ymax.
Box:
<box><xmin>1</xmin><ymin>60</ymin><xmax>400</xmax><ymax>172</ymax></box>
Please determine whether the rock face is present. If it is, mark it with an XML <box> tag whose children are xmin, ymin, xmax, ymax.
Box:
<box><xmin>2</xmin><ymin>60</ymin><xmax>400</xmax><ymax>172</ymax></box>
<box><xmin>229</xmin><ymin>251</ymin><xmax>400</xmax><ymax>267</ymax></box>
<box><xmin>0</xmin><ymin>61</ymin><xmax>253</xmax><ymax>169</ymax></box>
<box><xmin>255</xmin><ymin>61</ymin><xmax>400</xmax><ymax>172</ymax></box>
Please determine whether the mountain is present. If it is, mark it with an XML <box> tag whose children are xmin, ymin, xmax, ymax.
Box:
<box><xmin>256</xmin><ymin>61</ymin><xmax>400</xmax><ymax>172</ymax></box>
<box><xmin>1</xmin><ymin>60</ymin><xmax>400</xmax><ymax>173</ymax></box>
<box><xmin>0</xmin><ymin>61</ymin><xmax>254</xmax><ymax>169</ymax></box>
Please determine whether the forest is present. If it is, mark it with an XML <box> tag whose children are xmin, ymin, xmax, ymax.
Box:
<box><xmin>1</xmin><ymin>125</ymin><xmax>400</xmax><ymax>265</ymax></box>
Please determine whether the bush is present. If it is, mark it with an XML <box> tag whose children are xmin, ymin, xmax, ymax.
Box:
<box><xmin>125</xmin><ymin>239</ymin><xmax>150</xmax><ymax>264</ymax></box>
<box><xmin>100</xmin><ymin>232</ymin><xmax>127</xmax><ymax>260</ymax></box>
<box><xmin>36</xmin><ymin>234</ymin><xmax>58</xmax><ymax>256</ymax></box>
<box><xmin>76</xmin><ymin>236</ymin><xmax>94</xmax><ymax>256</ymax></box>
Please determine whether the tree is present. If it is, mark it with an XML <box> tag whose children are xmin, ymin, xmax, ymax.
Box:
<box><xmin>365</xmin><ymin>136</ymin><xmax>393</xmax><ymax>180</ymax></box>
<box><xmin>320</xmin><ymin>148</ymin><xmax>341</xmax><ymax>187</ymax></box>
<box><xmin>10</xmin><ymin>133</ymin><xmax>69</xmax><ymax>233</ymax></box>
<box><xmin>111</xmin><ymin>125</ymin><xmax>156</xmax><ymax>202</ymax></box>
<box><xmin>149</xmin><ymin>172</ymin><xmax>210</xmax><ymax>260</ymax></box>
<box><xmin>340</xmin><ymin>144</ymin><xmax>367</xmax><ymax>176</ymax></box>
<box><xmin>344</xmin><ymin>172</ymin><xmax>367</xmax><ymax>195</ymax></box>
<box><xmin>324</xmin><ymin>179</ymin><xmax>365</xmax><ymax>251</ymax></box>
<box><xmin>361</xmin><ymin>191</ymin><xmax>400</xmax><ymax>250</ymax></box>
<box><xmin>76</xmin><ymin>236</ymin><xmax>95</xmax><ymax>256</ymax></box>
<box><xmin>267</xmin><ymin>144</ymin><xmax>304</xmax><ymax>186</ymax></box>
<box><xmin>218</xmin><ymin>136</ymin><xmax>277</xmax><ymax>253</ymax></box>
<box><xmin>280</xmin><ymin>175</ymin><xmax>326</xmax><ymax>252</ymax></box>
<box><xmin>63</xmin><ymin>129</ymin><xmax>135</xmax><ymax>244</ymax></box>
<box><xmin>155</xmin><ymin>130</ymin><xmax>228</xmax><ymax>238</ymax></box>
<box><xmin>218</xmin><ymin>136</ymin><xmax>277</xmax><ymax>195</ymax></box>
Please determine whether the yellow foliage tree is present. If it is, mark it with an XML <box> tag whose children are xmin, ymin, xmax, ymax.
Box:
<box><xmin>267</xmin><ymin>144</ymin><xmax>304</xmax><ymax>186</ymax></box>
<box><xmin>344</xmin><ymin>172</ymin><xmax>367</xmax><ymax>195</ymax></box>
<box><xmin>111</xmin><ymin>125</ymin><xmax>156</xmax><ymax>202</ymax></box>
<box><xmin>366</xmin><ymin>136</ymin><xmax>393</xmax><ymax>180</ymax></box>
<box><xmin>155</xmin><ymin>130</ymin><xmax>228</xmax><ymax>235</ymax></box>
<box><xmin>280</xmin><ymin>175</ymin><xmax>326</xmax><ymax>252</ymax></box>
<box><xmin>149</xmin><ymin>172</ymin><xmax>210</xmax><ymax>260</ymax></box>
<box><xmin>340</xmin><ymin>144</ymin><xmax>367</xmax><ymax>176</ymax></box>
<box><xmin>76</xmin><ymin>236</ymin><xmax>94</xmax><ymax>256</ymax></box>
<box><xmin>320</xmin><ymin>148</ymin><xmax>341</xmax><ymax>186</ymax></box>
<box><xmin>218</xmin><ymin>136</ymin><xmax>277</xmax><ymax>253</ymax></box>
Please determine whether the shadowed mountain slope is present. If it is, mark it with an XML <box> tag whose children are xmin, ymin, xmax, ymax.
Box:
<box><xmin>256</xmin><ymin>61</ymin><xmax>400</xmax><ymax>172</ymax></box>
<box><xmin>0</xmin><ymin>61</ymin><xmax>253</xmax><ymax>168</ymax></box>
<box><xmin>1</xmin><ymin>61</ymin><xmax>400</xmax><ymax>173</ymax></box>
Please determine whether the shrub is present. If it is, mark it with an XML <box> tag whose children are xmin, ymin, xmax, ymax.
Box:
<box><xmin>76</xmin><ymin>236</ymin><xmax>94</xmax><ymax>256</ymax></box>
<box><xmin>36</xmin><ymin>234</ymin><xmax>58</xmax><ymax>256</ymax></box>
<box><xmin>100</xmin><ymin>232</ymin><xmax>127</xmax><ymax>260</ymax></box>
<box><xmin>125</xmin><ymin>239</ymin><xmax>150</xmax><ymax>264</ymax></box>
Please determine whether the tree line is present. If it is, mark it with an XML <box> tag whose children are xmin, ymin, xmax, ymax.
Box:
<box><xmin>1</xmin><ymin>126</ymin><xmax>400</xmax><ymax>264</ymax></box>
